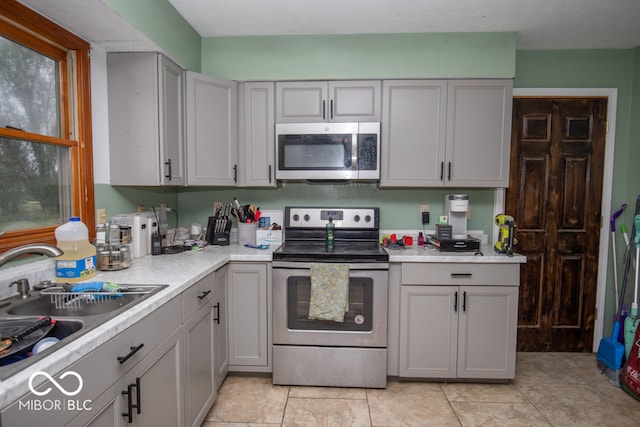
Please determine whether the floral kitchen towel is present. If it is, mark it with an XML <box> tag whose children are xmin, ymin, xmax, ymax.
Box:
<box><xmin>308</xmin><ymin>263</ymin><xmax>350</xmax><ymax>322</ymax></box>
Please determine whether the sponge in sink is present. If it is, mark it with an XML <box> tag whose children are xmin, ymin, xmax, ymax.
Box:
<box><xmin>63</xmin><ymin>281</ymin><xmax>122</xmax><ymax>293</ymax></box>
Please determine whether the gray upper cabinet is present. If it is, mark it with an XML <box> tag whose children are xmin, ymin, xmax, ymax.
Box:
<box><xmin>381</xmin><ymin>80</ymin><xmax>448</xmax><ymax>186</ymax></box>
<box><xmin>185</xmin><ymin>71</ymin><xmax>238</xmax><ymax>186</ymax></box>
<box><xmin>445</xmin><ymin>80</ymin><xmax>513</xmax><ymax>187</ymax></box>
<box><xmin>107</xmin><ymin>52</ymin><xmax>185</xmax><ymax>186</ymax></box>
<box><xmin>381</xmin><ymin>79</ymin><xmax>513</xmax><ymax>187</ymax></box>
<box><xmin>238</xmin><ymin>82</ymin><xmax>276</xmax><ymax>187</ymax></box>
<box><xmin>276</xmin><ymin>81</ymin><xmax>381</xmax><ymax>123</ymax></box>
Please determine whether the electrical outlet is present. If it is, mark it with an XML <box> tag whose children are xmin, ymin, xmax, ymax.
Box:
<box><xmin>96</xmin><ymin>208</ymin><xmax>106</xmax><ymax>224</ymax></box>
<box><xmin>213</xmin><ymin>201</ymin><xmax>223</xmax><ymax>215</ymax></box>
<box><xmin>420</xmin><ymin>204</ymin><xmax>430</xmax><ymax>224</ymax></box>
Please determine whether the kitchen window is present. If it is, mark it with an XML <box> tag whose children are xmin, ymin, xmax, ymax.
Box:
<box><xmin>0</xmin><ymin>1</ymin><xmax>94</xmax><ymax>254</ymax></box>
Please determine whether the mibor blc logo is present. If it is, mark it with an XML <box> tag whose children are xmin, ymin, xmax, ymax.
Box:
<box><xmin>29</xmin><ymin>371</ymin><xmax>83</xmax><ymax>396</ymax></box>
<box><xmin>19</xmin><ymin>370</ymin><xmax>92</xmax><ymax>412</ymax></box>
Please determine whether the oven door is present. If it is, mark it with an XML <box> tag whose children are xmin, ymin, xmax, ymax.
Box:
<box><xmin>273</xmin><ymin>262</ymin><xmax>388</xmax><ymax>347</ymax></box>
<box><xmin>276</xmin><ymin>122</ymin><xmax>358</xmax><ymax>180</ymax></box>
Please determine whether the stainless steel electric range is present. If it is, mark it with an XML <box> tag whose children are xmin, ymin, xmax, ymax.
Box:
<box><xmin>272</xmin><ymin>207</ymin><xmax>389</xmax><ymax>388</ymax></box>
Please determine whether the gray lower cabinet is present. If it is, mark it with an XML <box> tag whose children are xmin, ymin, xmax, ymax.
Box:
<box><xmin>227</xmin><ymin>262</ymin><xmax>271</xmax><ymax>371</ymax></box>
<box><xmin>1</xmin><ymin>267</ymin><xmax>233</xmax><ymax>427</ymax></box>
<box><xmin>399</xmin><ymin>263</ymin><xmax>519</xmax><ymax>380</ymax></box>
<box><xmin>213</xmin><ymin>265</ymin><xmax>229</xmax><ymax>388</ymax></box>
<box><xmin>70</xmin><ymin>327</ymin><xmax>184</xmax><ymax>427</ymax></box>
<box><xmin>182</xmin><ymin>266</ymin><xmax>228</xmax><ymax>427</ymax></box>
<box><xmin>0</xmin><ymin>297</ymin><xmax>183</xmax><ymax>426</ymax></box>
<box><xmin>182</xmin><ymin>272</ymin><xmax>216</xmax><ymax>427</ymax></box>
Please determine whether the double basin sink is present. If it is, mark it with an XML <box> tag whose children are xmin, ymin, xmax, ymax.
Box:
<box><xmin>0</xmin><ymin>284</ymin><xmax>167</xmax><ymax>380</ymax></box>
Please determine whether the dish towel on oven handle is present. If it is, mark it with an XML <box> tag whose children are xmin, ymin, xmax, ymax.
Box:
<box><xmin>308</xmin><ymin>262</ymin><xmax>350</xmax><ymax>322</ymax></box>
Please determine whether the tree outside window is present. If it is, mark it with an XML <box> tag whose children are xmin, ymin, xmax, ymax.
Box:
<box><xmin>0</xmin><ymin>1</ymin><xmax>94</xmax><ymax>255</ymax></box>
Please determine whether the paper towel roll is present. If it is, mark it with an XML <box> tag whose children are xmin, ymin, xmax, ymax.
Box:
<box><xmin>132</xmin><ymin>214</ymin><xmax>148</xmax><ymax>258</ymax></box>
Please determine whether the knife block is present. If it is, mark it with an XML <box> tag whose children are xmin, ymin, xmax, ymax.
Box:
<box><xmin>206</xmin><ymin>216</ymin><xmax>232</xmax><ymax>246</ymax></box>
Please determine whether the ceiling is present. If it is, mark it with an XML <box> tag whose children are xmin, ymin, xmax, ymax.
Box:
<box><xmin>18</xmin><ymin>0</ymin><xmax>640</xmax><ymax>51</ymax></box>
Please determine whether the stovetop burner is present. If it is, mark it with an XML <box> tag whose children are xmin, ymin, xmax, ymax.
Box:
<box><xmin>273</xmin><ymin>207</ymin><xmax>389</xmax><ymax>263</ymax></box>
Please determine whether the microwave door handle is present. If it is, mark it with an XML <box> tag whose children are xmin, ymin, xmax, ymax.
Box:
<box><xmin>352</xmin><ymin>134</ymin><xmax>358</xmax><ymax>171</ymax></box>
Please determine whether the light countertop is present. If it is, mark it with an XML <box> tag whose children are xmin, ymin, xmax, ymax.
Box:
<box><xmin>385</xmin><ymin>244</ymin><xmax>526</xmax><ymax>263</ymax></box>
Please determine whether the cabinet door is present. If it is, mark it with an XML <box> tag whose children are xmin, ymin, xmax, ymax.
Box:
<box><xmin>228</xmin><ymin>263</ymin><xmax>268</xmax><ymax>367</ymax></box>
<box><xmin>328</xmin><ymin>80</ymin><xmax>381</xmax><ymax>122</ymax></box>
<box><xmin>238</xmin><ymin>82</ymin><xmax>276</xmax><ymax>187</ymax></box>
<box><xmin>214</xmin><ymin>264</ymin><xmax>229</xmax><ymax>388</ymax></box>
<box><xmin>399</xmin><ymin>285</ymin><xmax>458</xmax><ymax>378</ymax></box>
<box><xmin>158</xmin><ymin>55</ymin><xmax>186</xmax><ymax>185</ymax></box>
<box><xmin>457</xmin><ymin>286</ymin><xmax>518</xmax><ymax>379</ymax></box>
<box><xmin>184</xmin><ymin>305</ymin><xmax>215</xmax><ymax>427</ymax></box>
<box><xmin>185</xmin><ymin>71</ymin><xmax>238</xmax><ymax>185</ymax></box>
<box><xmin>107</xmin><ymin>52</ymin><xmax>161</xmax><ymax>186</ymax></box>
<box><xmin>69</xmin><ymin>328</ymin><xmax>183</xmax><ymax>427</ymax></box>
<box><xmin>276</xmin><ymin>81</ymin><xmax>327</xmax><ymax>122</ymax></box>
<box><xmin>68</xmin><ymin>380</ymin><xmax>126</xmax><ymax>427</ymax></box>
<box><xmin>128</xmin><ymin>328</ymin><xmax>183</xmax><ymax>427</ymax></box>
<box><xmin>380</xmin><ymin>80</ymin><xmax>447</xmax><ymax>187</ymax></box>
<box><xmin>445</xmin><ymin>79</ymin><xmax>513</xmax><ymax>187</ymax></box>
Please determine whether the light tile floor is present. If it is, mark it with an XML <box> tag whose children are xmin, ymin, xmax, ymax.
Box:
<box><xmin>202</xmin><ymin>353</ymin><xmax>640</xmax><ymax>426</ymax></box>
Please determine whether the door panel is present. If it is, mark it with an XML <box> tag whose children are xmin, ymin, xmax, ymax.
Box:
<box><xmin>507</xmin><ymin>98</ymin><xmax>606</xmax><ymax>352</ymax></box>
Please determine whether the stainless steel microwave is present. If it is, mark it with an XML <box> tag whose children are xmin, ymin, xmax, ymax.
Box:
<box><xmin>275</xmin><ymin>122</ymin><xmax>380</xmax><ymax>181</ymax></box>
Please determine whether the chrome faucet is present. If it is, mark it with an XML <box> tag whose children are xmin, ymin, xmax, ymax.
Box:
<box><xmin>0</xmin><ymin>244</ymin><xmax>63</xmax><ymax>268</ymax></box>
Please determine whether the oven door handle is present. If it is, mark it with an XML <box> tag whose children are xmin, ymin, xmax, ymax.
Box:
<box><xmin>272</xmin><ymin>261</ymin><xmax>389</xmax><ymax>270</ymax></box>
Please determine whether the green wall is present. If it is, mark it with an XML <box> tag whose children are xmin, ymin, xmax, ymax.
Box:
<box><xmin>94</xmin><ymin>185</ymin><xmax>179</xmax><ymax>221</ymax></box>
<box><xmin>201</xmin><ymin>33</ymin><xmax>516</xmax><ymax>80</ymax></box>
<box><xmin>102</xmin><ymin>0</ymin><xmax>201</xmax><ymax>71</ymax></box>
<box><xmin>176</xmin><ymin>184</ymin><xmax>494</xmax><ymax>233</ymax></box>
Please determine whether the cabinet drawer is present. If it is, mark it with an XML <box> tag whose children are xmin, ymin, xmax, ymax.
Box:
<box><xmin>182</xmin><ymin>272</ymin><xmax>215</xmax><ymax>321</ymax></box>
<box><xmin>401</xmin><ymin>263</ymin><xmax>519</xmax><ymax>286</ymax></box>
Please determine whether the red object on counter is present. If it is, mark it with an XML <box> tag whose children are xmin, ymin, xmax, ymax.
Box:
<box><xmin>390</xmin><ymin>234</ymin><xmax>397</xmax><ymax>244</ymax></box>
<box><xmin>403</xmin><ymin>236</ymin><xmax>413</xmax><ymax>246</ymax></box>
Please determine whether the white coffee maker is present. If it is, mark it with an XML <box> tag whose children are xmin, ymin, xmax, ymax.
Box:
<box><xmin>445</xmin><ymin>194</ymin><xmax>469</xmax><ymax>239</ymax></box>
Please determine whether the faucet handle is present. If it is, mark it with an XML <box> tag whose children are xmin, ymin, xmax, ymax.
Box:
<box><xmin>9</xmin><ymin>278</ymin><xmax>30</xmax><ymax>298</ymax></box>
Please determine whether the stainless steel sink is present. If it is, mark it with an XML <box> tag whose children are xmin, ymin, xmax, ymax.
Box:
<box><xmin>7</xmin><ymin>285</ymin><xmax>165</xmax><ymax>317</ymax></box>
<box><xmin>0</xmin><ymin>284</ymin><xmax>168</xmax><ymax>380</ymax></box>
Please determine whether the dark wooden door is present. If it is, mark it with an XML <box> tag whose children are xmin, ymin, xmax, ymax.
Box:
<box><xmin>507</xmin><ymin>98</ymin><xmax>607</xmax><ymax>352</ymax></box>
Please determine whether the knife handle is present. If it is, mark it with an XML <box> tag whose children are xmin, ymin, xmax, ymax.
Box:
<box><xmin>11</xmin><ymin>316</ymin><xmax>52</xmax><ymax>340</ymax></box>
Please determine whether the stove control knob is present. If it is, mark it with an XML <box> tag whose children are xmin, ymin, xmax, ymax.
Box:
<box><xmin>364</xmin><ymin>215</ymin><xmax>372</xmax><ymax>223</ymax></box>
<box><xmin>304</xmin><ymin>214</ymin><xmax>310</xmax><ymax>222</ymax></box>
<box><xmin>353</xmin><ymin>215</ymin><xmax>360</xmax><ymax>222</ymax></box>
<box><xmin>292</xmin><ymin>214</ymin><xmax>299</xmax><ymax>222</ymax></box>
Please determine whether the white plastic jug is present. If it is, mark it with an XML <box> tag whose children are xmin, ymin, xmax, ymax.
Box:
<box><xmin>55</xmin><ymin>217</ymin><xmax>97</xmax><ymax>282</ymax></box>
